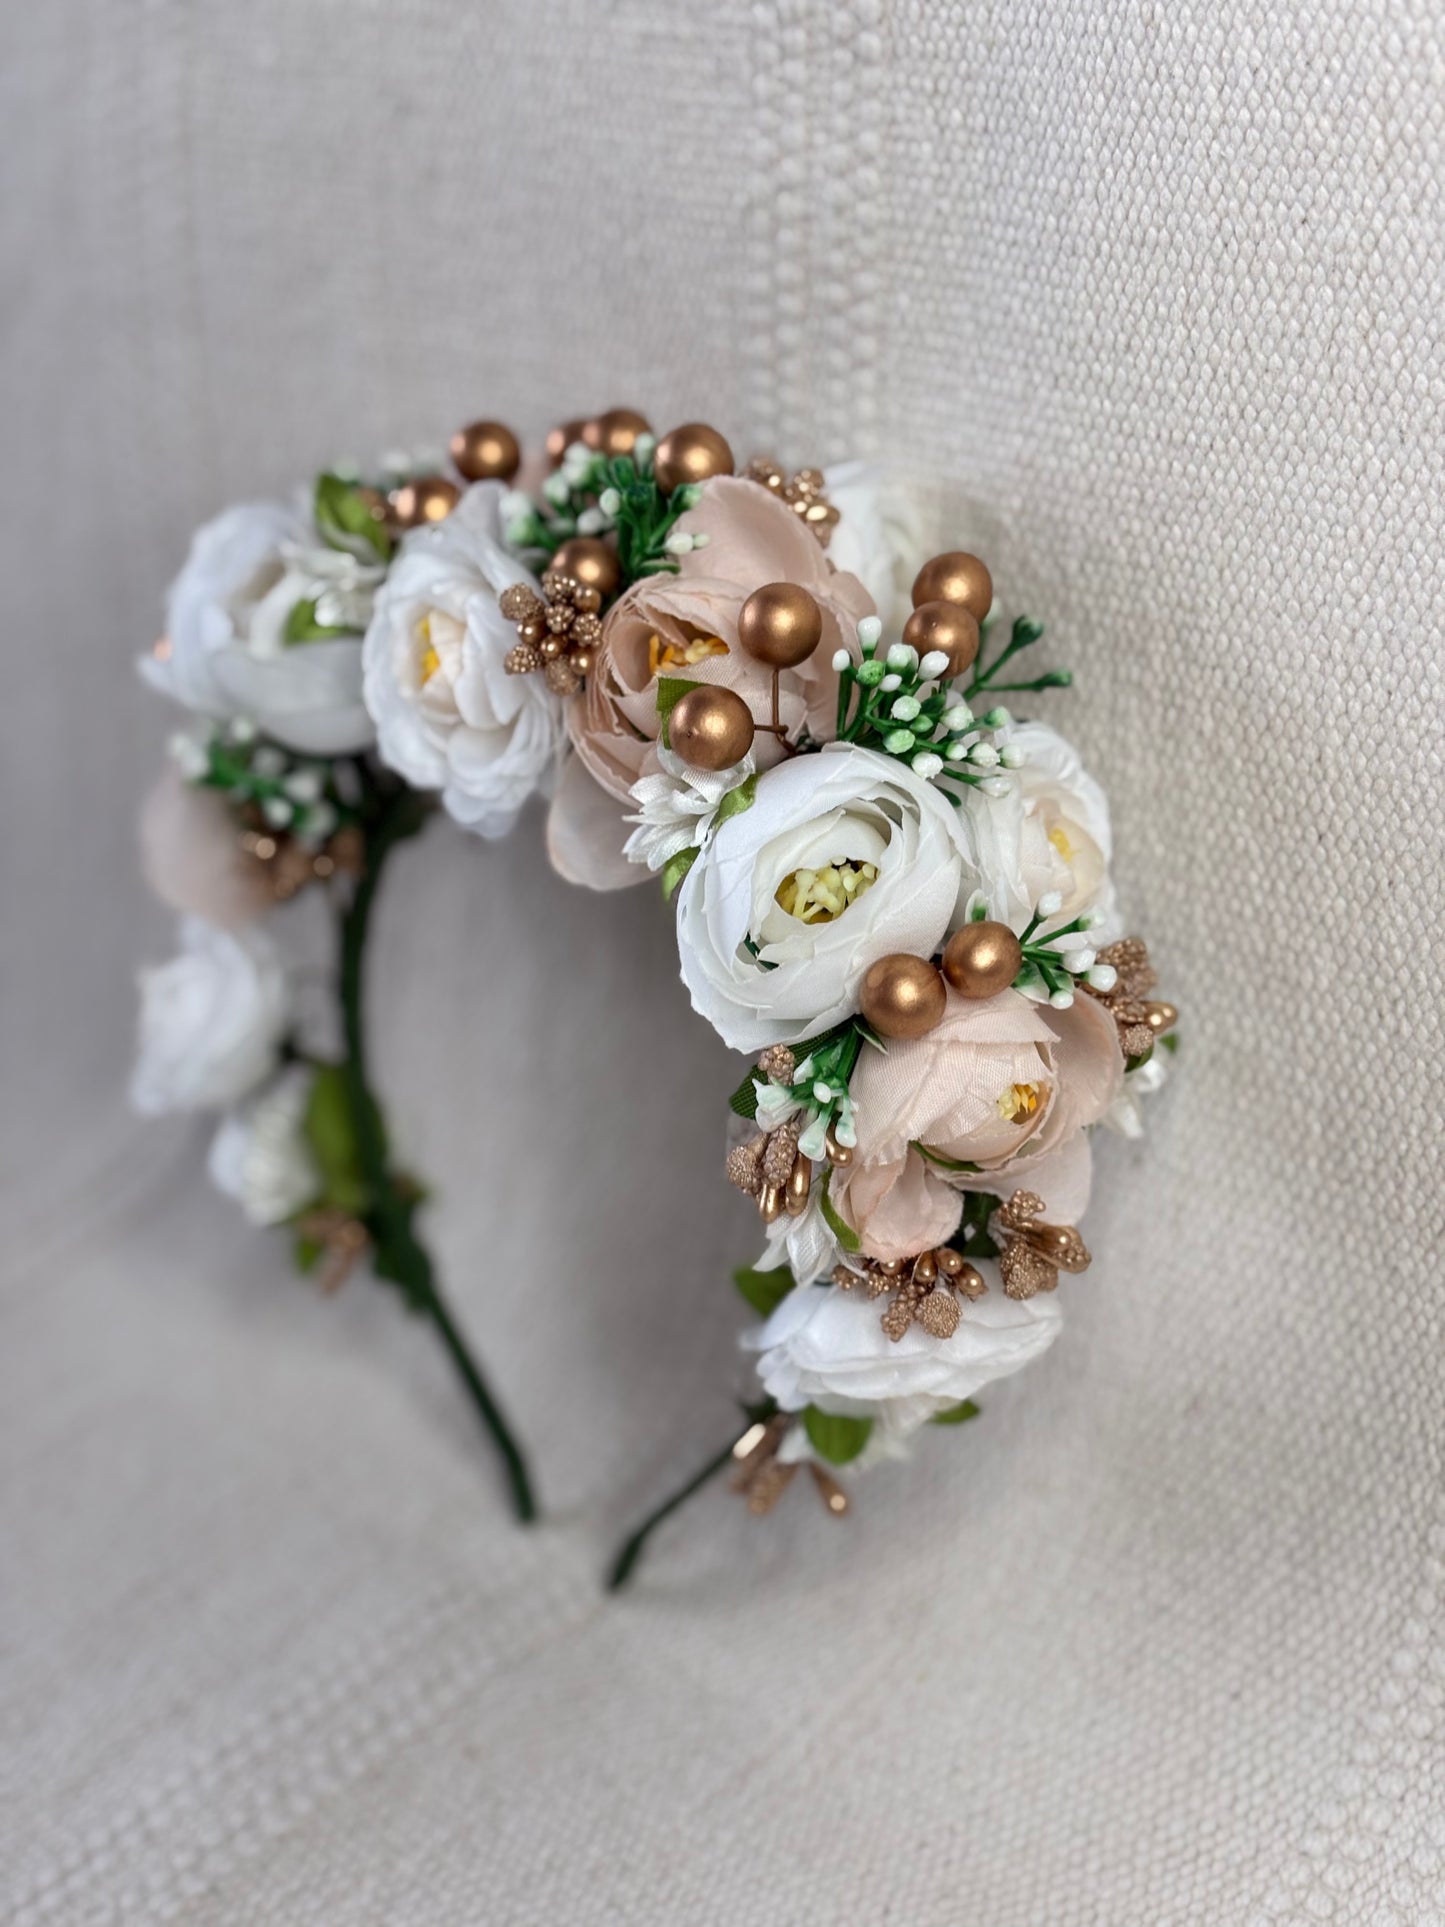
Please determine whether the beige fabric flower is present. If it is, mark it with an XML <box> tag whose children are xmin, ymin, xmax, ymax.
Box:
<box><xmin>832</xmin><ymin>988</ymin><xmax>1123</xmax><ymax>1260</ymax></box>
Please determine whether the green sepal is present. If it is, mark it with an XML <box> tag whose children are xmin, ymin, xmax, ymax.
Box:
<box><xmin>655</xmin><ymin>675</ymin><xmax>701</xmax><ymax>749</ymax></box>
<box><xmin>1160</xmin><ymin>1031</ymin><xmax>1180</xmax><ymax>1055</ymax></box>
<box><xmin>817</xmin><ymin>1168</ymin><xmax>861</xmax><ymax>1253</ymax></box>
<box><xmin>1124</xmin><ymin>1045</ymin><xmax>1154</xmax><ymax>1073</ymax></box>
<box><xmin>802</xmin><ymin>1406</ymin><xmax>872</xmax><ymax>1465</ymax></box>
<box><xmin>314</xmin><ymin>471</ymin><xmax>392</xmax><ymax>562</ymax></box>
<box><xmin>930</xmin><ymin>1399</ymin><xmax>981</xmax><ymax>1426</ymax></box>
<box><xmin>732</xmin><ymin>1265</ymin><xmax>795</xmax><ymax>1318</ymax></box>
<box><xmin>713</xmin><ymin>771</ymin><xmax>757</xmax><ymax>826</ymax></box>
<box><xmin>660</xmin><ymin>845</ymin><xmax>699</xmax><ymax>901</ymax></box>
<box><xmin>912</xmin><ymin>1140</ymin><xmax>981</xmax><ymax>1174</ymax></box>
<box><xmin>283</xmin><ymin>596</ymin><xmax>351</xmax><ymax>644</ymax></box>
<box><xmin>304</xmin><ymin>1062</ymin><xmax>379</xmax><ymax>1217</ymax></box>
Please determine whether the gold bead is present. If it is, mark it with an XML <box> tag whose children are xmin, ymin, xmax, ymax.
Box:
<box><xmin>584</xmin><ymin>408</ymin><xmax>652</xmax><ymax>457</ymax></box>
<box><xmin>903</xmin><ymin>600</ymin><xmax>980</xmax><ymax>678</ymax></box>
<box><xmin>912</xmin><ymin>550</ymin><xmax>993</xmax><ymax>620</ymax></box>
<box><xmin>941</xmin><ymin>921</ymin><xmax>1023</xmax><ymax>999</ymax></box>
<box><xmin>737</xmin><ymin>581</ymin><xmax>823</xmax><ymax>668</ymax></box>
<box><xmin>936</xmin><ymin>1246</ymin><xmax>966</xmax><ymax>1277</ymax></box>
<box><xmin>653</xmin><ymin>422</ymin><xmax>735</xmax><ymax>494</ymax></box>
<box><xmin>546</xmin><ymin>418</ymin><xmax>590</xmax><ymax>466</ymax></box>
<box><xmin>858</xmin><ymin>954</ymin><xmax>948</xmax><ymax>1039</ymax></box>
<box><xmin>1145</xmin><ymin>1000</ymin><xmax>1178</xmax><ymax>1034</ymax></box>
<box><xmin>390</xmin><ymin>476</ymin><xmax>459</xmax><ymax>528</ymax></box>
<box><xmin>668</xmin><ymin>686</ymin><xmax>756</xmax><ymax>771</ymax></box>
<box><xmin>449</xmin><ymin>419</ymin><xmax>521</xmax><ymax>482</ymax></box>
<box><xmin>913</xmin><ymin>1250</ymin><xmax>939</xmax><ymax>1286</ymax></box>
<box><xmin>550</xmin><ymin>537</ymin><xmax>621</xmax><ymax>600</ymax></box>
<box><xmin>570</xmin><ymin>648</ymin><xmax>594</xmax><ymax>678</ymax></box>
<box><xmin>785</xmin><ymin>1153</ymin><xmax>812</xmax><ymax>1217</ymax></box>
<box><xmin>759</xmin><ymin>1182</ymin><xmax>783</xmax><ymax>1224</ymax></box>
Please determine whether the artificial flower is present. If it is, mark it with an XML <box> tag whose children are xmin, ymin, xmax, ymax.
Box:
<box><xmin>744</xmin><ymin>1265</ymin><xmax>1063</xmax><ymax>1438</ymax></box>
<box><xmin>138</xmin><ymin>764</ymin><xmax>274</xmax><ymax>929</ymax></box>
<box><xmin>675</xmin><ymin>744</ymin><xmax>1010</xmax><ymax>1053</ymax></box>
<box><xmin>830</xmin><ymin>987</ymin><xmax>1123</xmax><ymax>1258</ymax></box>
<box><xmin>143</xmin><ymin>500</ymin><xmax>380</xmax><ymax>755</ymax></box>
<box><xmin>208</xmin><ymin>1066</ymin><xmax>321</xmax><ymax>1226</ymax></box>
<box><xmin>1009</xmin><ymin>720</ymin><xmax>1118</xmax><ymax>933</ymax></box>
<box><xmin>362</xmin><ymin>484</ymin><xmax>564</xmax><ymax>838</ymax></box>
<box><xmin>130</xmin><ymin>917</ymin><xmax>289</xmax><ymax>1115</ymax></box>
<box><xmin>823</xmin><ymin>460</ymin><xmax>932</xmax><ymax>634</ymax></box>
<box><xmin>549</xmin><ymin>475</ymin><xmax>871</xmax><ymax>887</ymax></box>
<box><xmin>623</xmin><ymin>746</ymin><xmax>755</xmax><ymax>873</ymax></box>
<box><xmin>1103</xmin><ymin>1048</ymin><xmax>1170</xmax><ymax>1139</ymax></box>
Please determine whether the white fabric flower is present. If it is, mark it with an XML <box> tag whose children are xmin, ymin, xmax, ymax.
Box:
<box><xmin>623</xmin><ymin>746</ymin><xmax>756</xmax><ymax>872</ymax></box>
<box><xmin>362</xmin><ymin>484</ymin><xmax>564</xmax><ymax>839</ymax></box>
<box><xmin>208</xmin><ymin>1066</ymin><xmax>320</xmax><ymax>1226</ymax></box>
<box><xmin>130</xmin><ymin>917</ymin><xmax>289</xmax><ymax>1116</ymax></box>
<box><xmin>754</xmin><ymin>1189</ymin><xmax>842</xmax><ymax>1286</ymax></box>
<box><xmin>744</xmin><ymin>1263</ymin><xmax>1062</xmax><ymax>1441</ymax></box>
<box><xmin>143</xmin><ymin>501</ymin><xmax>379</xmax><ymax>755</ymax></box>
<box><xmin>824</xmin><ymin>460</ymin><xmax>932</xmax><ymax>634</ymax></box>
<box><xmin>675</xmin><ymin>744</ymin><xmax>1014</xmax><ymax>1053</ymax></box>
<box><xmin>1009</xmin><ymin>720</ymin><xmax>1118</xmax><ymax>932</ymax></box>
<box><xmin>1103</xmin><ymin>1049</ymin><xmax>1170</xmax><ymax>1138</ymax></box>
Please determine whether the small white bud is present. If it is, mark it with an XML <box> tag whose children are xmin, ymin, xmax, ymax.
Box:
<box><xmin>981</xmin><ymin>777</ymin><xmax>1012</xmax><ymax>797</ymax></box>
<box><xmin>794</xmin><ymin>1056</ymin><xmax>815</xmax><ymax>1083</ymax></box>
<box><xmin>499</xmin><ymin>489</ymin><xmax>532</xmax><ymax>521</ymax></box>
<box><xmin>880</xmin><ymin>673</ymin><xmax>902</xmax><ymax>692</ymax></box>
<box><xmin>228</xmin><ymin>716</ymin><xmax>257</xmax><ymax>745</ymax></box>
<box><xmin>664</xmin><ymin>531</ymin><xmax>695</xmax><ymax>555</ymax></box>
<box><xmin>261</xmin><ymin>796</ymin><xmax>293</xmax><ymax>828</ymax></box>
<box><xmin>884</xmin><ymin>728</ymin><xmax>914</xmax><ymax>754</ymax></box>
<box><xmin>999</xmin><ymin>744</ymin><xmax>1026</xmax><ymax>768</ymax></box>
<box><xmin>918</xmin><ymin>650</ymin><xmax>951</xmax><ymax>680</ymax></box>
<box><xmin>886</xmin><ymin>642</ymin><xmax>918</xmax><ymax>671</ymax></box>
<box><xmin>912</xmin><ymin>752</ymin><xmax>943</xmax><ymax>779</ymax></box>
<box><xmin>307</xmin><ymin>801</ymin><xmax>338</xmax><ymax>839</ymax></box>
<box><xmin>690</xmin><ymin>532</ymin><xmax>710</xmax><ymax>548</ymax></box>
<box><xmin>253</xmin><ymin>746</ymin><xmax>287</xmax><ymax>779</ymax></box>
<box><xmin>968</xmin><ymin>742</ymin><xmax>999</xmax><ymax>767</ymax></box>
<box><xmin>283</xmin><ymin>769</ymin><xmax>324</xmax><ymax>805</ymax></box>
<box><xmin>1064</xmin><ymin>949</ymin><xmax>1097</xmax><ymax>974</ymax></box>
<box><xmin>1049</xmin><ymin>988</ymin><xmax>1076</xmax><ymax>1009</ymax></box>
<box><xmin>633</xmin><ymin>433</ymin><xmax>657</xmax><ymax>463</ymax></box>
<box><xmin>167</xmin><ymin>733</ymin><xmax>209</xmax><ymax>779</ymax></box>
<box><xmin>832</xmin><ymin>649</ymin><xmax>852</xmax><ymax>671</ymax></box>
<box><xmin>597</xmin><ymin>488</ymin><xmax>622</xmax><ymax>517</ymax></box>
<box><xmin>1079</xmin><ymin>909</ymin><xmax>1105</xmax><ymax>930</ymax></box>
<box><xmin>679</xmin><ymin>483</ymin><xmax>704</xmax><ymax>509</ymax></box>
<box><xmin>798</xmin><ymin>1115</ymin><xmax>829</xmax><ymax>1161</ymax></box>
<box><xmin>890</xmin><ymin>695</ymin><xmax>921</xmax><ymax>721</ymax></box>
<box><xmin>857</xmin><ymin>616</ymin><xmax>883</xmax><ymax>650</ymax></box>
<box><xmin>945</xmin><ymin>741</ymin><xmax>969</xmax><ymax>762</ymax></box>
<box><xmin>542</xmin><ymin>471</ymin><xmax>571</xmax><ymax>508</ymax></box>
<box><xmin>981</xmin><ymin>706</ymin><xmax>1012</xmax><ymax>728</ymax></box>
<box><xmin>1036</xmin><ymin>890</ymin><xmax>1064</xmax><ymax>916</ymax></box>
<box><xmin>576</xmin><ymin>506</ymin><xmax>607</xmax><ymax>535</ymax></box>
<box><xmin>942</xmin><ymin>705</ymin><xmax>973</xmax><ymax>733</ymax></box>
<box><xmin>812</xmin><ymin>1081</ymin><xmax>833</xmax><ymax>1104</ymax></box>
<box><xmin>1086</xmin><ymin>964</ymin><xmax>1119</xmax><ymax>992</ymax></box>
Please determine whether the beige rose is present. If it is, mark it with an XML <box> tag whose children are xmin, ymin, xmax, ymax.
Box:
<box><xmin>139</xmin><ymin>766</ymin><xmax>274</xmax><ymax>930</ymax></box>
<box><xmin>548</xmin><ymin>476</ymin><xmax>873</xmax><ymax>888</ymax></box>
<box><xmin>832</xmin><ymin>988</ymin><xmax>1123</xmax><ymax>1260</ymax></box>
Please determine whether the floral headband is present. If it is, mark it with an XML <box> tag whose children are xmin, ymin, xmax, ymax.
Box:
<box><xmin>132</xmin><ymin>409</ymin><xmax>1177</xmax><ymax>1585</ymax></box>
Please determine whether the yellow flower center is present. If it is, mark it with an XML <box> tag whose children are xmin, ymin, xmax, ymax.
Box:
<box><xmin>1048</xmin><ymin>824</ymin><xmax>1075</xmax><ymax>861</ymax></box>
<box><xmin>415</xmin><ymin>614</ymin><xmax>442</xmax><ymax>685</ymax></box>
<box><xmin>648</xmin><ymin>632</ymin><xmax>729</xmax><ymax>676</ymax></box>
<box><xmin>996</xmin><ymin>1081</ymin><xmax>1045</xmax><ymax>1122</ymax></box>
<box><xmin>775</xmin><ymin>860</ymin><xmax>879</xmax><ymax>924</ymax></box>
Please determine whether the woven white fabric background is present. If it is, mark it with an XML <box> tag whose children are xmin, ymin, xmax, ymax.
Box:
<box><xmin>4</xmin><ymin>1</ymin><xmax>1442</xmax><ymax>1921</ymax></box>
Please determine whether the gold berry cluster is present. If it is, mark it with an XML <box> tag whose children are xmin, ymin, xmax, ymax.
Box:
<box><xmin>501</xmin><ymin>572</ymin><xmax>603</xmax><ymax>696</ymax></box>
<box><xmin>835</xmin><ymin>1247</ymin><xmax>988</xmax><ymax>1342</ymax></box>
<box><xmin>743</xmin><ymin>458</ymin><xmax>841</xmax><ymax>546</ymax></box>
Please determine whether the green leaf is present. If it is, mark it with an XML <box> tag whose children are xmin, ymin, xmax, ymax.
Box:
<box><xmin>293</xmin><ymin>1233</ymin><xmax>324</xmax><ymax>1276</ymax></box>
<box><xmin>283</xmin><ymin>596</ymin><xmax>351</xmax><ymax>644</ymax></box>
<box><xmin>713</xmin><ymin>771</ymin><xmax>758</xmax><ymax>826</ymax></box>
<box><xmin>728</xmin><ymin>1067</ymin><xmax>761</xmax><ymax>1120</ymax></box>
<box><xmin>951</xmin><ymin>1188</ymin><xmax>1001</xmax><ymax>1261</ymax></box>
<box><xmin>803</xmin><ymin>1406</ymin><xmax>873</xmax><ymax>1464</ymax></box>
<box><xmin>655</xmin><ymin>675</ymin><xmax>701</xmax><ymax>748</ymax></box>
<box><xmin>930</xmin><ymin>1399</ymin><xmax>981</xmax><ymax>1426</ymax></box>
<box><xmin>817</xmin><ymin>1169</ymin><xmax>861</xmax><ymax>1253</ymax></box>
<box><xmin>732</xmin><ymin>1265</ymin><xmax>795</xmax><ymax>1317</ymax></box>
<box><xmin>1161</xmin><ymin>1031</ymin><xmax>1180</xmax><ymax>1055</ymax></box>
<box><xmin>660</xmin><ymin>845</ymin><xmax>699</xmax><ymax>901</ymax></box>
<box><xmin>314</xmin><ymin>471</ymin><xmax>392</xmax><ymax>561</ymax></box>
<box><xmin>912</xmin><ymin>1140</ymin><xmax>981</xmax><ymax>1174</ymax></box>
<box><xmin>303</xmin><ymin>1063</ymin><xmax>375</xmax><ymax>1216</ymax></box>
<box><xmin>1124</xmin><ymin>1045</ymin><xmax>1154</xmax><ymax>1073</ymax></box>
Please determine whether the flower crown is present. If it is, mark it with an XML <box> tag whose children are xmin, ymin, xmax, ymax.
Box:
<box><xmin>132</xmin><ymin>408</ymin><xmax>1177</xmax><ymax>1584</ymax></box>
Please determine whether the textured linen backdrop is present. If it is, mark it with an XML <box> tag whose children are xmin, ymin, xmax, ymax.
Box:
<box><xmin>4</xmin><ymin>2</ymin><xmax>1442</xmax><ymax>1922</ymax></box>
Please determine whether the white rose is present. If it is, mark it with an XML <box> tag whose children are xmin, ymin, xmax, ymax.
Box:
<box><xmin>824</xmin><ymin>460</ymin><xmax>932</xmax><ymax>634</ymax></box>
<box><xmin>130</xmin><ymin>917</ymin><xmax>289</xmax><ymax>1115</ymax></box>
<box><xmin>362</xmin><ymin>484</ymin><xmax>564</xmax><ymax>839</ymax></box>
<box><xmin>1103</xmin><ymin>1049</ymin><xmax>1169</xmax><ymax>1139</ymax></box>
<box><xmin>143</xmin><ymin>500</ymin><xmax>379</xmax><ymax>755</ymax></box>
<box><xmin>1009</xmin><ymin>720</ymin><xmax>1118</xmax><ymax>932</ymax></box>
<box><xmin>208</xmin><ymin>1066</ymin><xmax>320</xmax><ymax>1226</ymax></box>
<box><xmin>744</xmin><ymin>1264</ymin><xmax>1062</xmax><ymax>1440</ymax></box>
<box><xmin>675</xmin><ymin>744</ymin><xmax>1015</xmax><ymax>1052</ymax></box>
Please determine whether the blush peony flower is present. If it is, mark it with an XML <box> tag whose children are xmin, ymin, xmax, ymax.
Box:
<box><xmin>139</xmin><ymin>765</ymin><xmax>274</xmax><ymax>930</ymax></box>
<box><xmin>130</xmin><ymin>917</ymin><xmax>289</xmax><ymax>1116</ymax></box>
<box><xmin>208</xmin><ymin>1065</ymin><xmax>321</xmax><ymax>1226</ymax></box>
<box><xmin>744</xmin><ymin>1265</ymin><xmax>1062</xmax><ymax>1439</ymax></box>
<box><xmin>829</xmin><ymin>987</ymin><xmax>1123</xmax><ymax>1259</ymax></box>
<box><xmin>362</xmin><ymin>484</ymin><xmax>564</xmax><ymax>839</ymax></box>
<box><xmin>549</xmin><ymin>475</ymin><xmax>872</xmax><ymax>888</ymax></box>
<box><xmin>675</xmin><ymin>744</ymin><xmax>1013</xmax><ymax>1053</ymax></box>
<box><xmin>143</xmin><ymin>500</ymin><xmax>380</xmax><ymax>755</ymax></box>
